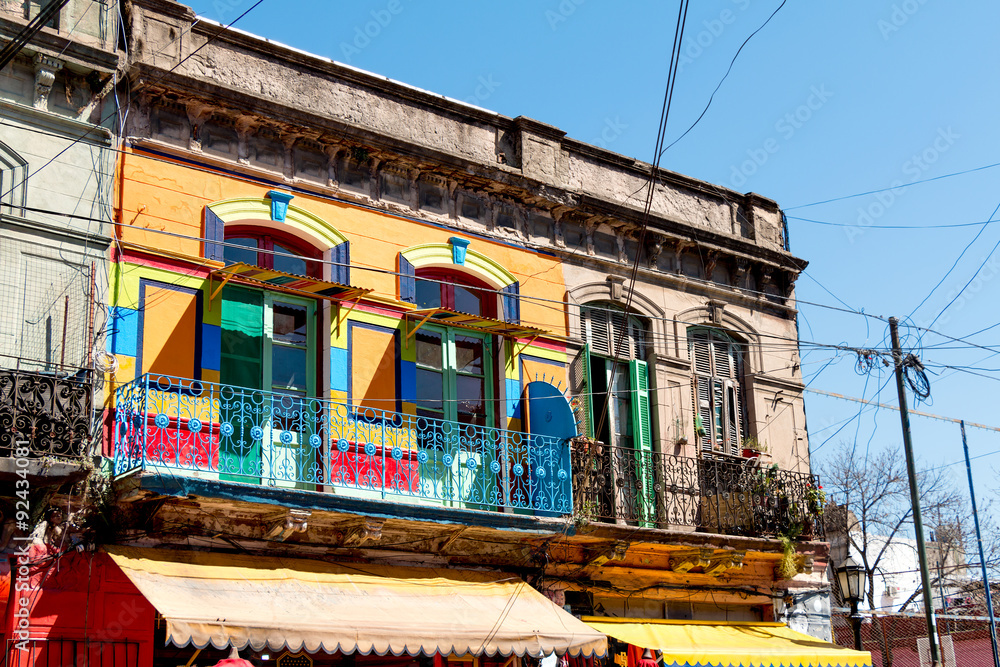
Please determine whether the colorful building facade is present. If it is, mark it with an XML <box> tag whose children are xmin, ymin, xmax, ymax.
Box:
<box><xmin>0</xmin><ymin>1</ymin><xmax>875</xmax><ymax>667</ymax></box>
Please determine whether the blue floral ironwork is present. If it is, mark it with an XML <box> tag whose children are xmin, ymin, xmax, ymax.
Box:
<box><xmin>113</xmin><ymin>373</ymin><xmax>573</xmax><ymax>515</ymax></box>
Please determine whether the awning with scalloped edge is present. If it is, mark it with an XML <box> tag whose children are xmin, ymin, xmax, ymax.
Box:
<box><xmin>105</xmin><ymin>546</ymin><xmax>607</xmax><ymax>658</ymax></box>
<box><xmin>583</xmin><ymin>618</ymin><xmax>871</xmax><ymax>667</ymax></box>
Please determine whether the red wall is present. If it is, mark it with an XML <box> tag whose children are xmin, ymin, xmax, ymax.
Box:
<box><xmin>5</xmin><ymin>552</ymin><xmax>155</xmax><ymax>667</ymax></box>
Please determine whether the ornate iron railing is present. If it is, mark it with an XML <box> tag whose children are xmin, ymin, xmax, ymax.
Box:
<box><xmin>0</xmin><ymin>368</ymin><xmax>92</xmax><ymax>459</ymax></box>
<box><xmin>114</xmin><ymin>374</ymin><xmax>572</xmax><ymax>514</ymax></box>
<box><xmin>572</xmin><ymin>440</ymin><xmax>824</xmax><ymax>539</ymax></box>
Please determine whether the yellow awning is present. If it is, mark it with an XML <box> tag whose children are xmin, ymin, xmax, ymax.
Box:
<box><xmin>583</xmin><ymin>618</ymin><xmax>872</xmax><ymax>667</ymax></box>
<box><xmin>106</xmin><ymin>546</ymin><xmax>606</xmax><ymax>658</ymax></box>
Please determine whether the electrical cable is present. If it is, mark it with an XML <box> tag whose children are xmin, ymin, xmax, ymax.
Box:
<box><xmin>658</xmin><ymin>0</ymin><xmax>788</xmax><ymax>155</ymax></box>
<box><xmin>0</xmin><ymin>0</ymin><xmax>268</xmax><ymax>204</ymax></box>
<box><xmin>785</xmin><ymin>160</ymin><xmax>1000</xmax><ymax>210</ymax></box>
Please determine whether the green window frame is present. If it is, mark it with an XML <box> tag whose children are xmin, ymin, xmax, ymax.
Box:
<box><xmin>575</xmin><ymin>304</ymin><xmax>654</xmax><ymax>526</ymax></box>
<box><xmin>219</xmin><ymin>285</ymin><xmax>318</xmax><ymax>487</ymax></box>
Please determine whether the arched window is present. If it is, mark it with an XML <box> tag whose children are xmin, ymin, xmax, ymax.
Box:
<box><xmin>688</xmin><ymin>327</ymin><xmax>746</xmax><ymax>457</ymax></box>
<box><xmin>414</xmin><ymin>269</ymin><xmax>497</xmax><ymax>318</ymax></box>
<box><xmin>223</xmin><ymin>226</ymin><xmax>323</xmax><ymax>278</ymax></box>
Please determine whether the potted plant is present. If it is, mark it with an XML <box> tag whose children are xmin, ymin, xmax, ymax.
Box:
<box><xmin>804</xmin><ymin>482</ymin><xmax>826</xmax><ymax>517</ymax></box>
<box><xmin>741</xmin><ymin>436</ymin><xmax>769</xmax><ymax>460</ymax></box>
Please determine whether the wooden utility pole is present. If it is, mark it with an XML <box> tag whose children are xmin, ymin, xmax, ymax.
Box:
<box><xmin>889</xmin><ymin>316</ymin><xmax>939</xmax><ymax>665</ymax></box>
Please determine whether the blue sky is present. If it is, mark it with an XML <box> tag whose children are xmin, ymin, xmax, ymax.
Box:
<box><xmin>187</xmin><ymin>0</ymin><xmax>1000</xmax><ymax>516</ymax></box>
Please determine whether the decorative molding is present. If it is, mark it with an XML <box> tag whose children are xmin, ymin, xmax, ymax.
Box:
<box><xmin>207</xmin><ymin>196</ymin><xmax>348</xmax><ymax>250</ymax></box>
<box><xmin>267</xmin><ymin>190</ymin><xmax>294</xmax><ymax>221</ymax></box>
<box><xmin>400</xmin><ymin>243</ymin><xmax>516</xmax><ymax>289</ymax></box>
<box><xmin>340</xmin><ymin>517</ymin><xmax>384</xmax><ymax>546</ymax></box>
<box><xmin>668</xmin><ymin>549</ymin><xmax>745</xmax><ymax>577</ymax></box>
<box><xmin>449</xmin><ymin>236</ymin><xmax>470</xmax><ymax>265</ymax></box>
<box><xmin>33</xmin><ymin>53</ymin><xmax>63</xmax><ymax>110</ymax></box>
<box><xmin>670</xmin><ymin>548</ymin><xmax>713</xmax><ymax>574</ymax></box>
<box><xmin>263</xmin><ymin>509</ymin><xmax>311</xmax><ymax>542</ymax></box>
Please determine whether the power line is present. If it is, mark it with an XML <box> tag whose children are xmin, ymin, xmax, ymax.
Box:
<box><xmin>788</xmin><ymin>215</ymin><xmax>998</xmax><ymax>230</ymax></box>
<box><xmin>658</xmin><ymin>0</ymin><xmax>789</xmax><ymax>155</ymax></box>
<box><xmin>804</xmin><ymin>386</ymin><xmax>1000</xmax><ymax>433</ymax></box>
<box><xmin>0</xmin><ymin>0</ymin><xmax>267</xmax><ymax>204</ymax></box>
<box><xmin>785</xmin><ymin>160</ymin><xmax>1000</xmax><ymax>211</ymax></box>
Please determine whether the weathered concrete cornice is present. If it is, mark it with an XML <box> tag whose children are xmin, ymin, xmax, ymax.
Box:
<box><xmin>577</xmin><ymin>193</ymin><xmax>807</xmax><ymax>273</ymax></box>
<box><xmin>0</xmin><ymin>16</ymin><xmax>120</xmax><ymax>74</ymax></box>
<box><xmin>127</xmin><ymin>79</ymin><xmax>803</xmax><ymax>283</ymax></box>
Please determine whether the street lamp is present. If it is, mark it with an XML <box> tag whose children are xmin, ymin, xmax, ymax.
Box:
<box><xmin>836</xmin><ymin>556</ymin><xmax>866</xmax><ymax>651</ymax></box>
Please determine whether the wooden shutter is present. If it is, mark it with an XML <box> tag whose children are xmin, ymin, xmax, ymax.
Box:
<box><xmin>570</xmin><ymin>344</ymin><xmax>594</xmax><ymax>438</ymax></box>
<box><xmin>689</xmin><ymin>331</ymin><xmax>714</xmax><ymax>452</ymax></box>
<box><xmin>630</xmin><ymin>359</ymin><xmax>655</xmax><ymax>526</ymax></box>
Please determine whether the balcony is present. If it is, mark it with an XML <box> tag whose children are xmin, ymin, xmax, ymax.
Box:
<box><xmin>113</xmin><ymin>374</ymin><xmax>572</xmax><ymax>515</ymax></box>
<box><xmin>571</xmin><ymin>440</ymin><xmax>824</xmax><ymax>539</ymax></box>
<box><xmin>0</xmin><ymin>367</ymin><xmax>92</xmax><ymax>460</ymax></box>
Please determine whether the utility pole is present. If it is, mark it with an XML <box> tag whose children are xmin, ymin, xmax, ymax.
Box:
<box><xmin>961</xmin><ymin>419</ymin><xmax>1000</xmax><ymax>667</ymax></box>
<box><xmin>889</xmin><ymin>317</ymin><xmax>940</xmax><ymax>665</ymax></box>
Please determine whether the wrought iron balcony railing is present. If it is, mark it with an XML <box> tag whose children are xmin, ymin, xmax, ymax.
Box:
<box><xmin>113</xmin><ymin>374</ymin><xmax>572</xmax><ymax>515</ymax></box>
<box><xmin>0</xmin><ymin>367</ymin><xmax>93</xmax><ymax>459</ymax></box>
<box><xmin>572</xmin><ymin>440</ymin><xmax>824</xmax><ymax>539</ymax></box>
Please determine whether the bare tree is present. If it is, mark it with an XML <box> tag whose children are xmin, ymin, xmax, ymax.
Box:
<box><xmin>822</xmin><ymin>441</ymin><xmax>969</xmax><ymax>610</ymax></box>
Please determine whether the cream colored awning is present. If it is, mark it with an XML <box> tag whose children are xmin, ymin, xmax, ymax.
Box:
<box><xmin>106</xmin><ymin>546</ymin><xmax>606</xmax><ymax>658</ymax></box>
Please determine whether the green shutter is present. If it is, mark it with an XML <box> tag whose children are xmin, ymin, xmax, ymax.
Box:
<box><xmin>630</xmin><ymin>359</ymin><xmax>655</xmax><ymax>527</ymax></box>
<box><xmin>220</xmin><ymin>286</ymin><xmax>263</xmax><ymax>483</ymax></box>
<box><xmin>571</xmin><ymin>344</ymin><xmax>595</xmax><ymax>438</ymax></box>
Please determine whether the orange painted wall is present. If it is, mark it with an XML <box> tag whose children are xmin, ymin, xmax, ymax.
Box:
<box><xmin>118</xmin><ymin>148</ymin><xmax>567</xmax><ymax>335</ymax></box>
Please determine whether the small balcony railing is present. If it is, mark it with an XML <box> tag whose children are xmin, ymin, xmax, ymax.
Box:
<box><xmin>113</xmin><ymin>374</ymin><xmax>572</xmax><ymax>515</ymax></box>
<box><xmin>572</xmin><ymin>440</ymin><xmax>824</xmax><ymax>539</ymax></box>
<box><xmin>0</xmin><ymin>367</ymin><xmax>93</xmax><ymax>459</ymax></box>
<box><xmin>6</xmin><ymin>637</ymin><xmax>140</xmax><ymax>667</ymax></box>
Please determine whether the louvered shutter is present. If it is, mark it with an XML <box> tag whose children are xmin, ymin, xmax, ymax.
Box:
<box><xmin>630</xmin><ymin>359</ymin><xmax>654</xmax><ymax>527</ymax></box>
<box><xmin>586</xmin><ymin>308</ymin><xmax>611</xmax><ymax>356</ymax></box>
<box><xmin>609</xmin><ymin>310</ymin><xmax>628</xmax><ymax>358</ymax></box>
<box><xmin>570</xmin><ymin>345</ymin><xmax>594</xmax><ymax>438</ymax></box>
<box><xmin>690</xmin><ymin>332</ymin><xmax>714</xmax><ymax>452</ymax></box>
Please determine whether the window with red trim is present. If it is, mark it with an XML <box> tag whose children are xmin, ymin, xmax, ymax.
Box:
<box><xmin>414</xmin><ymin>269</ymin><xmax>496</xmax><ymax>318</ymax></box>
<box><xmin>223</xmin><ymin>227</ymin><xmax>323</xmax><ymax>278</ymax></box>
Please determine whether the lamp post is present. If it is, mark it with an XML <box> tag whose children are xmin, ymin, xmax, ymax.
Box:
<box><xmin>837</xmin><ymin>556</ymin><xmax>866</xmax><ymax>652</ymax></box>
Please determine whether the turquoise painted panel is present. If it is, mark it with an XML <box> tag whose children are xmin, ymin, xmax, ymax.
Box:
<box><xmin>108</xmin><ymin>306</ymin><xmax>138</xmax><ymax>356</ymax></box>
<box><xmin>505</xmin><ymin>377</ymin><xmax>521</xmax><ymax>419</ymax></box>
<box><xmin>330</xmin><ymin>347</ymin><xmax>348</xmax><ymax>392</ymax></box>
